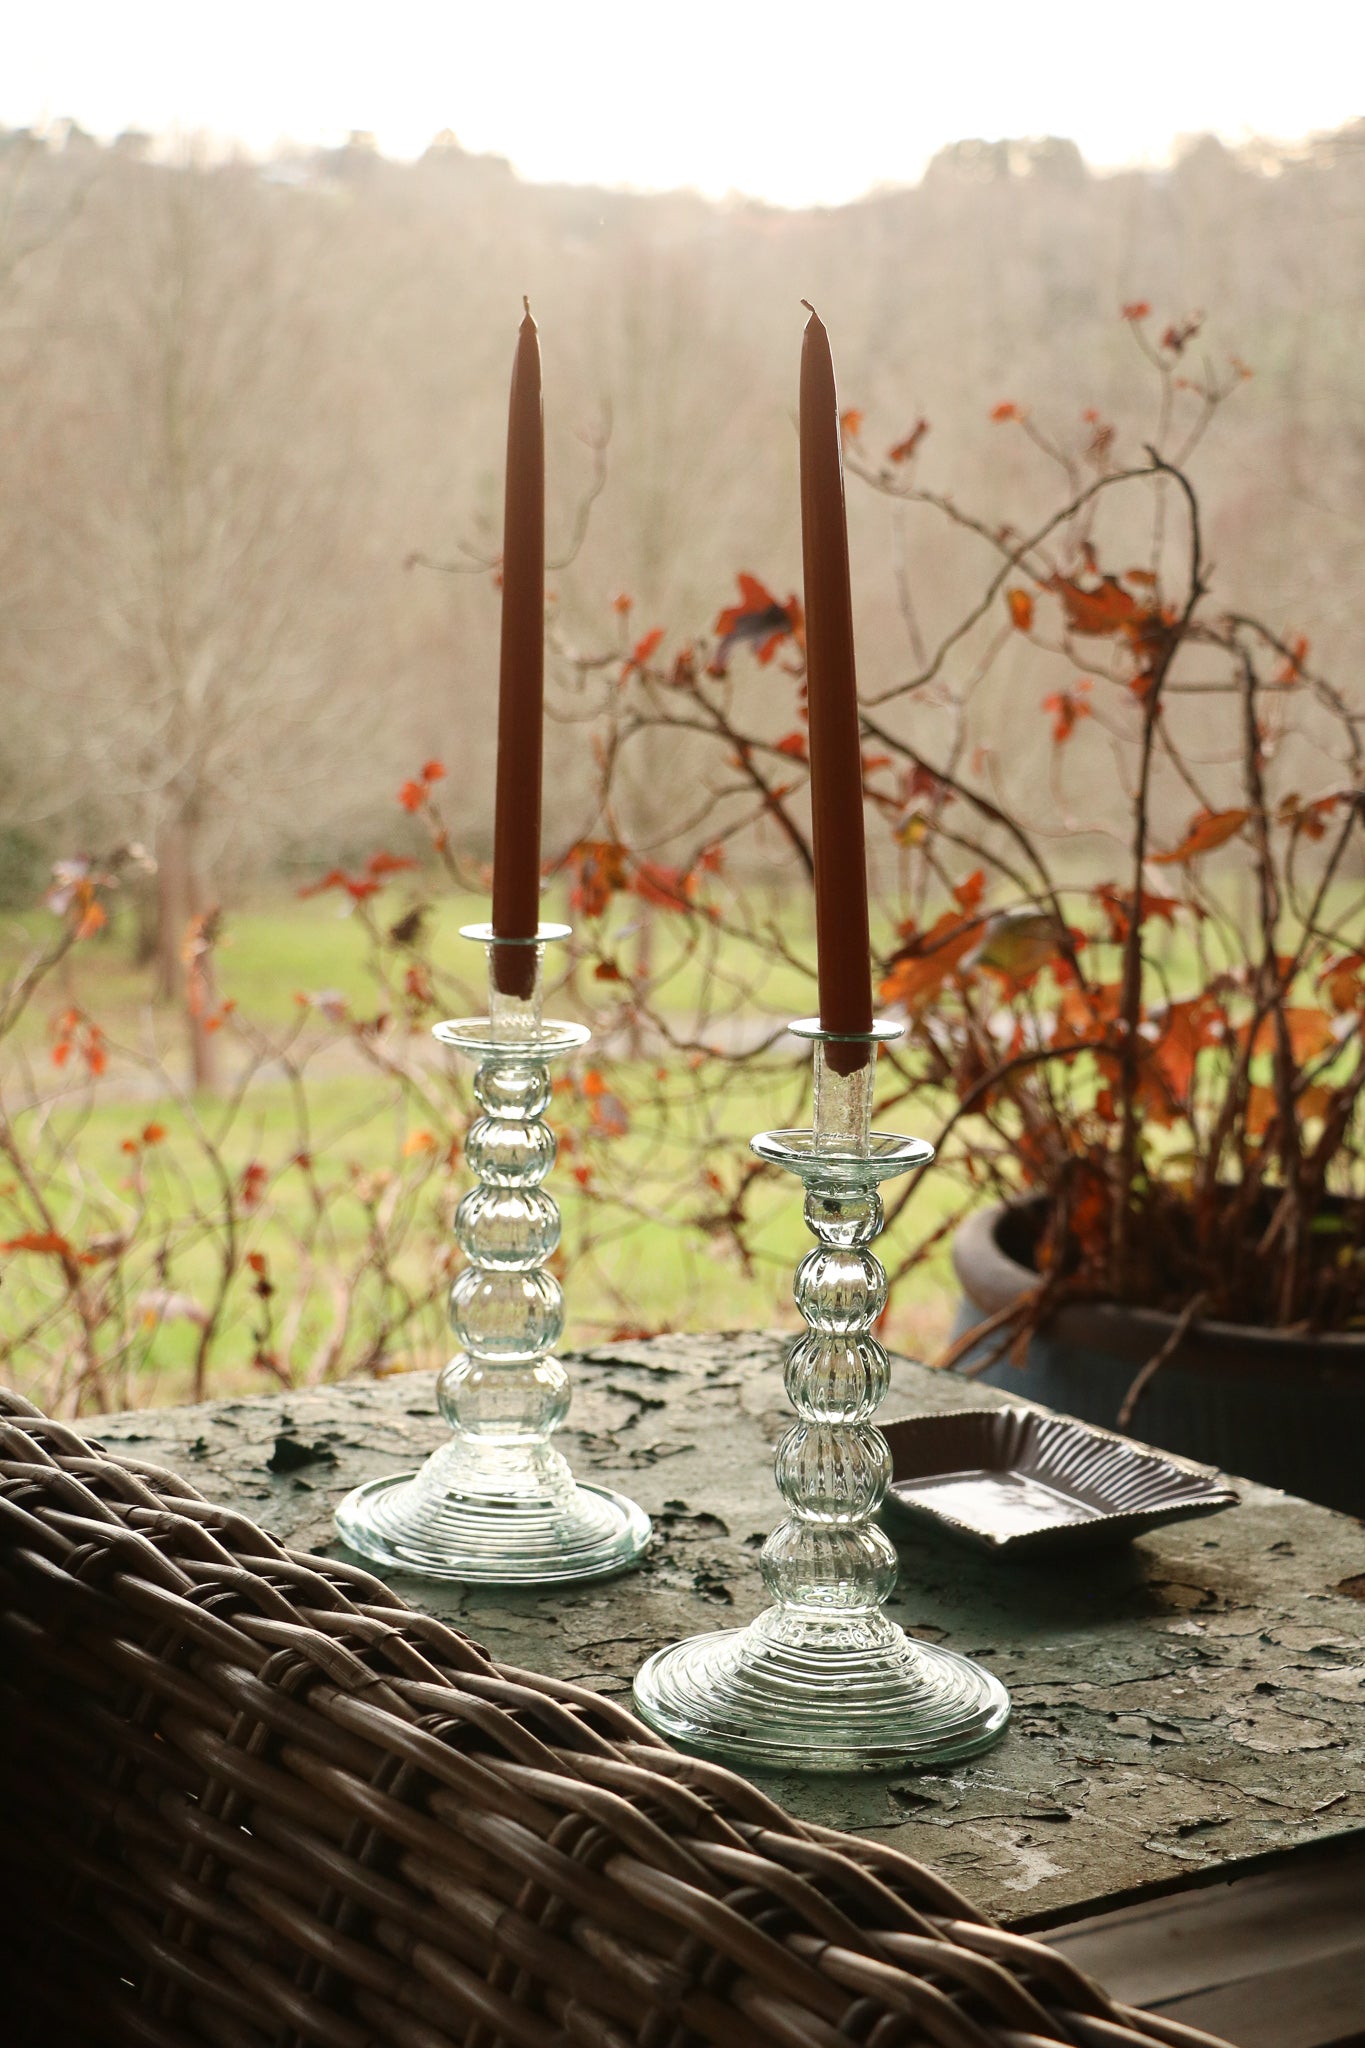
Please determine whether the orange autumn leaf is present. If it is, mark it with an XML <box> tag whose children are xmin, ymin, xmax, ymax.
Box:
<box><xmin>1146</xmin><ymin>994</ymin><xmax>1227</xmax><ymax>1102</ymax></box>
<box><xmin>76</xmin><ymin>900</ymin><xmax>107</xmax><ymax>940</ymax></box>
<box><xmin>2</xmin><ymin>1230</ymin><xmax>76</xmax><ymax>1256</ymax></box>
<box><xmin>952</xmin><ymin>869</ymin><xmax>986</xmax><ymax>914</ymax></box>
<box><xmin>1006</xmin><ymin>588</ymin><xmax>1034</xmax><ymax>631</ymax></box>
<box><xmin>1047</xmin><ymin>572</ymin><xmax>1139</xmax><ymax>638</ymax></box>
<box><xmin>566</xmin><ymin>840</ymin><xmax>629</xmax><ymax>917</ymax></box>
<box><xmin>990</xmin><ymin>401</ymin><xmax>1020</xmax><ymax>422</ymax></box>
<box><xmin>888</xmin><ymin>418</ymin><xmax>928</xmax><ymax>462</ymax></box>
<box><xmin>1318</xmin><ymin>950</ymin><xmax>1365</xmax><ymax>1014</ymax></box>
<box><xmin>1276</xmin><ymin>791</ymin><xmax>1340</xmax><ymax>841</ymax></box>
<box><xmin>142</xmin><ymin>1122</ymin><xmax>167</xmax><ymax>1145</ymax></box>
<box><xmin>402</xmin><ymin>1129</ymin><xmax>437</xmax><ymax>1157</ymax></box>
<box><xmin>879</xmin><ymin>911</ymin><xmax>979</xmax><ymax>1011</ymax></box>
<box><xmin>421</xmin><ymin>760</ymin><xmax>446</xmax><ymax>784</ymax></box>
<box><xmin>1149</xmin><ymin>808</ymin><xmax>1249</xmax><ymax>865</ymax></box>
<box><xmin>611</xmin><ymin>592</ymin><xmax>633</xmax><ymax>615</ymax></box>
<box><xmin>1093</xmin><ymin>884</ymin><xmax>1185</xmax><ymax>943</ymax></box>
<box><xmin>1042</xmin><ymin>682</ymin><xmax>1092</xmax><ymax>743</ymax></box>
<box><xmin>632</xmin><ymin>860</ymin><xmax>696</xmax><ymax>914</ymax></box>
<box><xmin>1121</xmin><ymin>300</ymin><xmax>1151</xmax><ymax>322</ymax></box>
<box><xmin>840</xmin><ymin>408</ymin><xmax>863</xmax><ymax>437</ymax></box>
<box><xmin>1245</xmin><ymin>1082</ymin><xmax>1334</xmax><ymax>1139</ymax></box>
<box><xmin>1242</xmin><ymin>1007</ymin><xmax>1337</xmax><ymax>1065</ymax></box>
<box><xmin>622</xmin><ymin>626</ymin><xmax>664</xmax><ymax>677</ymax></box>
<box><xmin>367</xmin><ymin>850</ymin><xmax>419</xmax><ymax>879</ymax></box>
<box><xmin>710</xmin><ymin>572</ymin><xmax>803</xmax><ymax>674</ymax></box>
<box><xmin>397</xmin><ymin>780</ymin><xmax>425</xmax><ymax>812</ymax></box>
<box><xmin>1274</xmin><ymin>635</ymin><xmax>1309</xmax><ymax>686</ymax></box>
<box><xmin>774</xmin><ymin>730</ymin><xmax>808</xmax><ymax>759</ymax></box>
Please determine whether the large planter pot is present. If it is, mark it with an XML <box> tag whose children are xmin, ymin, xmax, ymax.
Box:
<box><xmin>951</xmin><ymin>1198</ymin><xmax>1365</xmax><ymax>1517</ymax></box>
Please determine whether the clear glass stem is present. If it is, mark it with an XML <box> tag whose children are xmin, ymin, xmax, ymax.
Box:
<box><xmin>632</xmin><ymin>1021</ymin><xmax>1008</xmax><ymax>1770</ymax></box>
<box><xmin>334</xmin><ymin>927</ymin><xmax>650</xmax><ymax>1584</ymax></box>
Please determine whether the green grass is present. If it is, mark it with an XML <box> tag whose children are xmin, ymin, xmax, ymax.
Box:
<box><xmin>20</xmin><ymin>857</ymin><xmax>1341</xmax><ymax>1414</ymax></box>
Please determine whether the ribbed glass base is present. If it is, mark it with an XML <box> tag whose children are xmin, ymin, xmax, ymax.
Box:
<box><xmin>633</xmin><ymin>1607</ymin><xmax>1009</xmax><ymax>1771</ymax></box>
<box><xmin>335</xmin><ymin>1439</ymin><xmax>651</xmax><ymax>1584</ymax></box>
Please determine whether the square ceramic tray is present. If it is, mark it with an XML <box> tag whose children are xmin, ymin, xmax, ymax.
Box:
<box><xmin>880</xmin><ymin>1405</ymin><xmax>1239</xmax><ymax>1557</ymax></box>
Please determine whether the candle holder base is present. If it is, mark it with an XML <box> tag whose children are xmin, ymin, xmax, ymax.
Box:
<box><xmin>335</xmin><ymin>1445</ymin><xmax>650</xmax><ymax>1585</ymax></box>
<box><xmin>633</xmin><ymin>1609</ymin><xmax>1009</xmax><ymax>1773</ymax></box>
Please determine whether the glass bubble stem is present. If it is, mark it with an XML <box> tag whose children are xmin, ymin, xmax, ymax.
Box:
<box><xmin>335</xmin><ymin>925</ymin><xmax>651</xmax><ymax>1584</ymax></box>
<box><xmin>633</xmin><ymin>1018</ymin><xmax>1009</xmax><ymax>1770</ymax></box>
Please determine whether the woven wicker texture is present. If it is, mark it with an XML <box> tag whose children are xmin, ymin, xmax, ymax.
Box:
<box><xmin>0</xmin><ymin>1388</ymin><xmax>1235</xmax><ymax>2048</ymax></box>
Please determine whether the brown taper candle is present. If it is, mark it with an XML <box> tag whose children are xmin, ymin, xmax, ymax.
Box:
<box><xmin>799</xmin><ymin>303</ymin><xmax>874</xmax><ymax>1072</ymax></box>
<box><xmin>491</xmin><ymin>300</ymin><xmax>545</xmax><ymax>1000</ymax></box>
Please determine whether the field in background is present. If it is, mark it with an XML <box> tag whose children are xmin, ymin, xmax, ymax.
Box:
<box><xmin>0</xmin><ymin>886</ymin><xmax>962</xmax><ymax>1409</ymax></box>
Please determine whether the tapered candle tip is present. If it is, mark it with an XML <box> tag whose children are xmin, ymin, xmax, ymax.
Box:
<box><xmin>521</xmin><ymin>296</ymin><xmax>535</xmax><ymax>329</ymax></box>
<box><xmin>800</xmin><ymin>298</ymin><xmax>816</xmax><ymax>317</ymax></box>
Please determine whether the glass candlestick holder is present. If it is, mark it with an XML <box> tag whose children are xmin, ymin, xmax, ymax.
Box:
<box><xmin>633</xmin><ymin>1018</ymin><xmax>1009</xmax><ymax>1771</ymax></box>
<box><xmin>335</xmin><ymin>923</ymin><xmax>651</xmax><ymax>1584</ymax></box>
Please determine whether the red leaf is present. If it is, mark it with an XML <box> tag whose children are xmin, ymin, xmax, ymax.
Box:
<box><xmin>991</xmin><ymin>402</ymin><xmax>1020</xmax><ymax>422</ymax></box>
<box><xmin>1318</xmin><ymin>951</ymin><xmax>1365</xmax><ymax>1015</ymax></box>
<box><xmin>1047</xmin><ymin>573</ymin><xmax>1139</xmax><ymax>638</ymax></box>
<box><xmin>879</xmin><ymin>912</ymin><xmax>979</xmax><ymax>1011</ymax></box>
<box><xmin>297</xmin><ymin>869</ymin><xmax>351</xmax><ymax>899</ymax></box>
<box><xmin>612</xmin><ymin>592</ymin><xmax>633</xmax><ymax>615</ymax></box>
<box><xmin>1006</xmin><ymin>588</ymin><xmax>1034</xmax><ymax>631</ymax></box>
<box><xmin>1149</xmin><ymin>809</ymin><xmax>1249</xmax><ymax>865</ymax></box>
<box><xmin>952</xmin><ymin>869</ymin><xmax>986</xmax><ymax>913</ymax></box>
<box><xmin>710</xmin><ymin>573</ymin><xmax>803</xmax><ymax>675</ymax></box>
<box><xmin>622</xmin><ymin>626</ymin><xmax>664</xmax><ymax>678</ymax></box>
<box><xmin>1121</xmin><ymin>300</ymin><xmax>1151</xmax><ymax>322</ymax></box>
<box><xmin>1</xmin><ymin>1231</ymin><xmax>75</xmax><ymax>1257</ymax></box>
<box><xmin>593</xmin><ymin>959</ymin><xmax>624</xmax><ymax>982</ymax></box>
<box><xmin>774</xmin><ymin>731</ymin><xmax>808</xmax><ymax>759</ymax></box>
<box><xmin>632</xmin><ymin>861</ymin><xmax>696</xmax><ymax>913</ymax></box>
<box><xmin>365</xmin><ymin>850</ymin><xmax>420</xmax><ymax>878</ymax></box>
<box><xmin>421</xmin><ymin>760</ymin><xmax>446</xmax><ymax>783</ymax></box>
<box><xmin>76</xmin><ymin>901</ymin><xmax>107</xmax><ymax>940</ymax></box>
<box><xmin>1242</xmin><ymin>1007</ymin><xmax>1337</xmax><ymax>1064</ymax></box>
<box><xmin>567</xmin><ymin>841</ymin><xmax>629</xmax><ymax>918</ymax></box>
<box><xmin>1042</xmin><ymin>682</ymin><xmax>1092</xmax><ymax>743</ymax></box>
<box><xmin>143</xmin><ymin>1122</ymin><xmax>167</xmax><ymax>1145</ymax></box>
<box><xmin>888</xmin><ymin>418</ymin><xmax>928</xmax><ymax>463</ymax></box>
<box><xmin>1161</xmin><ymin>315</ymin><xmax>1202</xmax><ymax>356</ymax></box>
<box><xmin>398</xmin><ymin>780</ymin><xmax>425</xmax><ymax>813</ymax></box>
<box><xmin>840</xmin><ymin>409</ymin><xmax>863</xmax><ymax>438</ymax></box>
<box><xmin>1093</xmin><ymin>885</ymin><xmax>1185</xmax><ymax>943</ymax></box>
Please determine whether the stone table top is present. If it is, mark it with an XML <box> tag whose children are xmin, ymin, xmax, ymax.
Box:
<box><xmin>97</xmin><ymin>1333</ymin><xmax>1365</xmax><ymax>1930</ymax></box>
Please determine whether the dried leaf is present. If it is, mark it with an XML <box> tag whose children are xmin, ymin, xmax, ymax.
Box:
<box><xmin>889</xmin><ymin>418</ymin><xmax>928</xmax><ymax>462</ymax></box>
<box><xmin>1149</xmin><ymin>808</ymin><xmax>1249</xmax><ymax>865</ymax></box>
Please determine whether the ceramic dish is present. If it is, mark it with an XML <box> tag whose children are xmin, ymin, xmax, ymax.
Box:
<box><xmin>880</xmin><ymin>1405</ymin><xmax>1239</xmax><ymax>1556</ymax></box>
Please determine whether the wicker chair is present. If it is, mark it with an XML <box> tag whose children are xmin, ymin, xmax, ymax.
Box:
<box><xmin>0</xmin><ymin>1388</ymin><xmax>1233</xmax><ymax>2048</ymax></box>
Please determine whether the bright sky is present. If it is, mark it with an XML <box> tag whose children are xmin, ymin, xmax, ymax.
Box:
<box><xmin>6</xmin><ymin>1</ymin><xmax>1362</xmax><ymax>208</ymax></box>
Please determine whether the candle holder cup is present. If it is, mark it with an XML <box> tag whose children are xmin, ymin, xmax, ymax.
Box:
<box><xmin>335</xmin><ymin>924</ymin><xmax>651</xmax><ymax>1584</ymax></box>
<box><xmin>632</xmin><ymin>1018</ymin><xmax>1009</xmax><ymax>1771</ymax></box>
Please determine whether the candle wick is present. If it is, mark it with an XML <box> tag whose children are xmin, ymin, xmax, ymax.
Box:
<box><xmin>523</xmin><ymin>295</ymin><xmax>532</xmax><ymax>318</ymax></box>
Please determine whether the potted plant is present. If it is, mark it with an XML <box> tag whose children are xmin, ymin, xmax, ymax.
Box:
<box><xmin>561</xmin><ymin>305</ymin><xmax>1365</xmax><ymax>1512</ymax></box>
